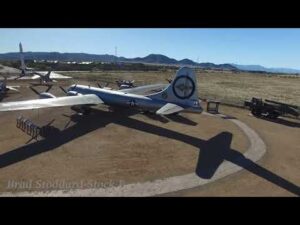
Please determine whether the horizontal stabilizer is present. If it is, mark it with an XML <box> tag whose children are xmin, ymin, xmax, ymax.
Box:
<box><xmin>156</xmin><ymin>103</ymin><xmax>184</xmax><ymax>115</ymax></box>
<box><xmin>0</xmin><ymin>94</ymin><xmax>103</xmax><ymax>112</ymax></box>
<box><xmin>119</xmin><ymin>84</ymin><xmax>168</xmax><ymax>95</ymax></box>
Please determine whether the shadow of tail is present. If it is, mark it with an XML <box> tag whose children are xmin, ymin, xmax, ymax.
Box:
<box><xmin>195</xmin><ymin>132</ymin><xmax>300</xmax><ymax>196</ymax></box>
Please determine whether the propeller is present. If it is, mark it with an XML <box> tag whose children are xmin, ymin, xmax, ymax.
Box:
<box><xmin>60</xmin><ymin>86</ymin><xmax>68</xmax><ymax>94</ymax></box>
<box><xmin>30</xmin><ymin>85</ymin><xmax>53</xmax><ymax>96</ymax></box>
<box><xmin>30</xmin><ymin>86</ymin><xmax>40</xmax><ymax>96</ymax></box>
<box><xmin>97</xmin><ymin>82</ymin><xmax>109</xmax><ymax>88</ymax></box>
<box><xmin>45</xmin><ymin>85</ymin><xmax>53</xmax><ymax>93</ymax></box>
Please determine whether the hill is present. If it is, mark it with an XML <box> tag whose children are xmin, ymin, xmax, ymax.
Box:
<box><xmin>0</xmin><ymin>52</ymin><xmax>237</xmax><ymax>70</ymax></box>
<box><xmin>231</xmin><ymin>63</ymin><xmax>300</xmax><ymax>74</ymax></box>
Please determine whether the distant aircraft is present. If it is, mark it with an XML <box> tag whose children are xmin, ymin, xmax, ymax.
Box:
<box><xmin>116</xmin><ymin>80</ymin><xmax>135</xmax><ymax>89</ymax></box>
<box><xmin>15</xmin><ymin>42</ymin><xmax>71</xmax><ymax>84</ymax></box>
<box><xmin>0</xmin><ymin>76</ymin><xmax>20</xmax><ymax>99</ymax></box>
<box><xmin>0</xmin><ymin>67</ymin><xmax>202</xmax><ymax>116</ymax></box>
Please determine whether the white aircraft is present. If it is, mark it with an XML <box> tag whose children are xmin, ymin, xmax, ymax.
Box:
<box><xmin>16</xmin><ymin>42</ymin><xmax>71</xmax><ymax>83</ymax></box>
<box><xmin>0</xmin><ymin>67</ymin><xmax>202</xmax><ymax>116</ymax></box>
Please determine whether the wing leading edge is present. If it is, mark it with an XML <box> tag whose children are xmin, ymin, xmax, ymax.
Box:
<box><xmin>0</xmin><ymin>94</ymin><xmax>103</xmax><ymax>112</ymax></box>
<box><xmin>118</xmin><ymin>84</ymin><xmax>168</xmax><ymax>95</ymax></box>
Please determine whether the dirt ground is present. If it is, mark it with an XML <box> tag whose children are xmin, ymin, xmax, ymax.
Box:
<box><xmin>62</xmin><ymin>70</ymin><xmax>300</xmax><ymax>107</ymax></box>
<box><xmin>164</xmin><ymin>105</ymin><xmax>300</xmax><ymax>196</ymax></box>
<box><xmin>0</xmin><ymin>80</ymin><xmax>248</xmax><ymax>193</ymax></box>
<box><xmin>0</xmin><ymin>79</ymin><xmax>299</xmax><ymax>196</ymax></box>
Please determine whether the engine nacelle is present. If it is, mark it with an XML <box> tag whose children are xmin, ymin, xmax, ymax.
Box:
<box><xmin>67</xmin><ymin>91</ymin><xmax>81</xmax><ymax>96</ymax></box>
<box><xmin>39</xmin><ymin>92</ymin><xmax>56</xmax><ymax>99</ymax></box>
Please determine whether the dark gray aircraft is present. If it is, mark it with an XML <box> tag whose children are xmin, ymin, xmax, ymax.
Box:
<box><xmin>0</xmin><ymin>67</ymin><xmax>203</xmax><ymax>115</ymax></box>
<box><xmin>0</xmin><ymin>76</ymin><xmax>20</xmax><ymax>99</ymax></box>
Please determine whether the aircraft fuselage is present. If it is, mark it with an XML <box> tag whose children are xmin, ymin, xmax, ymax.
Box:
<box><xmin>68</xmin><ymin>84</ymin><xmax>202</xmax><ymax>113</ymax></box>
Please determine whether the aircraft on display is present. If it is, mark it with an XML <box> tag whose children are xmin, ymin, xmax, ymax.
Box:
<box><xmin>15</xmin><ymin>43</ymin><xmax>71</xmax><ymax>85</ymax></box>
<box><xmin>0</xmin><ymin>67</ymin><xmax>202</xmax><ymax>116</ymax></box>
<box><xmin>0</xmin><ymin>76</ymin><xmax>20</xmax><ymax>99</ymax></box>
<box><xmin>116</xmin><ymin>79</ymin><xmax>135</xmax><ymax>89</ymax></box>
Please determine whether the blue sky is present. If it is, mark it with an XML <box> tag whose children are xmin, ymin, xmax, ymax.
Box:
<box><xmin>1</xmin><ymin>28</ymin><xmax>300</xmax><ymax>69</ymax></box>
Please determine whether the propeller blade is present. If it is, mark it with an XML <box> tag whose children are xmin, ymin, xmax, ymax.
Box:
<box><xmin>29</xmin><ymin>86</ymin><xmax>40</xmax><ymax>96</ymax></box>
<box><xmin>60</xmin><ymin>86</ymin><xmax>67</xmax><ymax>94</ymax></box>
<box><xmin>45</xmin><ymin>85</ymin><xmax>52</xmax><ymax>93</ymax></box>
<box><xmin>62</xmin><ymin>114</ymin><xmax>71</xmax><ymax>118</ymax></box>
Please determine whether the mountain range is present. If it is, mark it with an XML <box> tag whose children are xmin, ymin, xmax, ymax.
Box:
<box><xmin>0</xmin><ymin>52</ymin><xmax>237</xmax><ymax>70</ymax></box>
<box><xmin>231</xmin><ymin>64</ymin><xmax>300</xmax><ymax>74</ymax></box>
<box><xmin>0</xmin><ymin>51</ymin><xmax>299</xmax><ymax>74</ymax></box>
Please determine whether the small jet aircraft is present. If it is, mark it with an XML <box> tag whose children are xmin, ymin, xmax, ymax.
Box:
<box><xmin>15</xmin><ymin>43</ymin><xmax>71</xmax><ymax>85</ymax></box>
<box><xmin>0</xmin><ymin>67</ymin><xmax>202</xmax><ymax>116</ymax></box>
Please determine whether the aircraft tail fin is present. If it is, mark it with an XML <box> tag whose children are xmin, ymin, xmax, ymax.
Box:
<box><xmin>19</xmin><ymin>42</ymin><xmax>26</xmax><ymax>73</ymax></box>
<box><xmin>148</xmin><ymin>67</ymin><xmax>202</xmax><ymax>113</ymax></box>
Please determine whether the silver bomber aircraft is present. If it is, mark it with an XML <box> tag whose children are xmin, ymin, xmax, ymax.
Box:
<box><xmin>0</xmin><ymin>67</ymin><xmax>203</xmax><ymax>115</ymax></box>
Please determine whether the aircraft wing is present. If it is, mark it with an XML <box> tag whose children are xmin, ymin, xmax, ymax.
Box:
<box><xmin>118</xmin><ymin>84</ymin><xmax>167</xmax><ymax>95</ymax></box>
<box><xmin>156</xmin><ymin>103</ymin><xmax>184</xmax><ymax>115</ymax></box>
<box><xmin>31</xmin><ymin>74</ymin><xmax>41</xmax><ymax>79</ymax></box>
<box><xmin>31</xmin><ymin>72</ymin><xmax>71</xmax><ymax>80</ymax></box>
<box><xmin>49</xmin><ymin>72</ymin><xmax>71</xmax><ymax>79</ymax></box>
<box><xmin>0</xmin><ymin>94</ymin><xmax>103</xmax><ymax>112</ymax></box>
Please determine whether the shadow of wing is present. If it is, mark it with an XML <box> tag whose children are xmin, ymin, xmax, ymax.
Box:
<box><xmin>196</xmin><ymin>132</ymin><xmax>233</xmax><ymax>179</ymax></box>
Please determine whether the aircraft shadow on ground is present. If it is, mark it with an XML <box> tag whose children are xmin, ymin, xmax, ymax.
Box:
<box><xmin>0</xmin><ymin>108</ymin><xmax>299</xmax><ymax>196</ymax></box>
